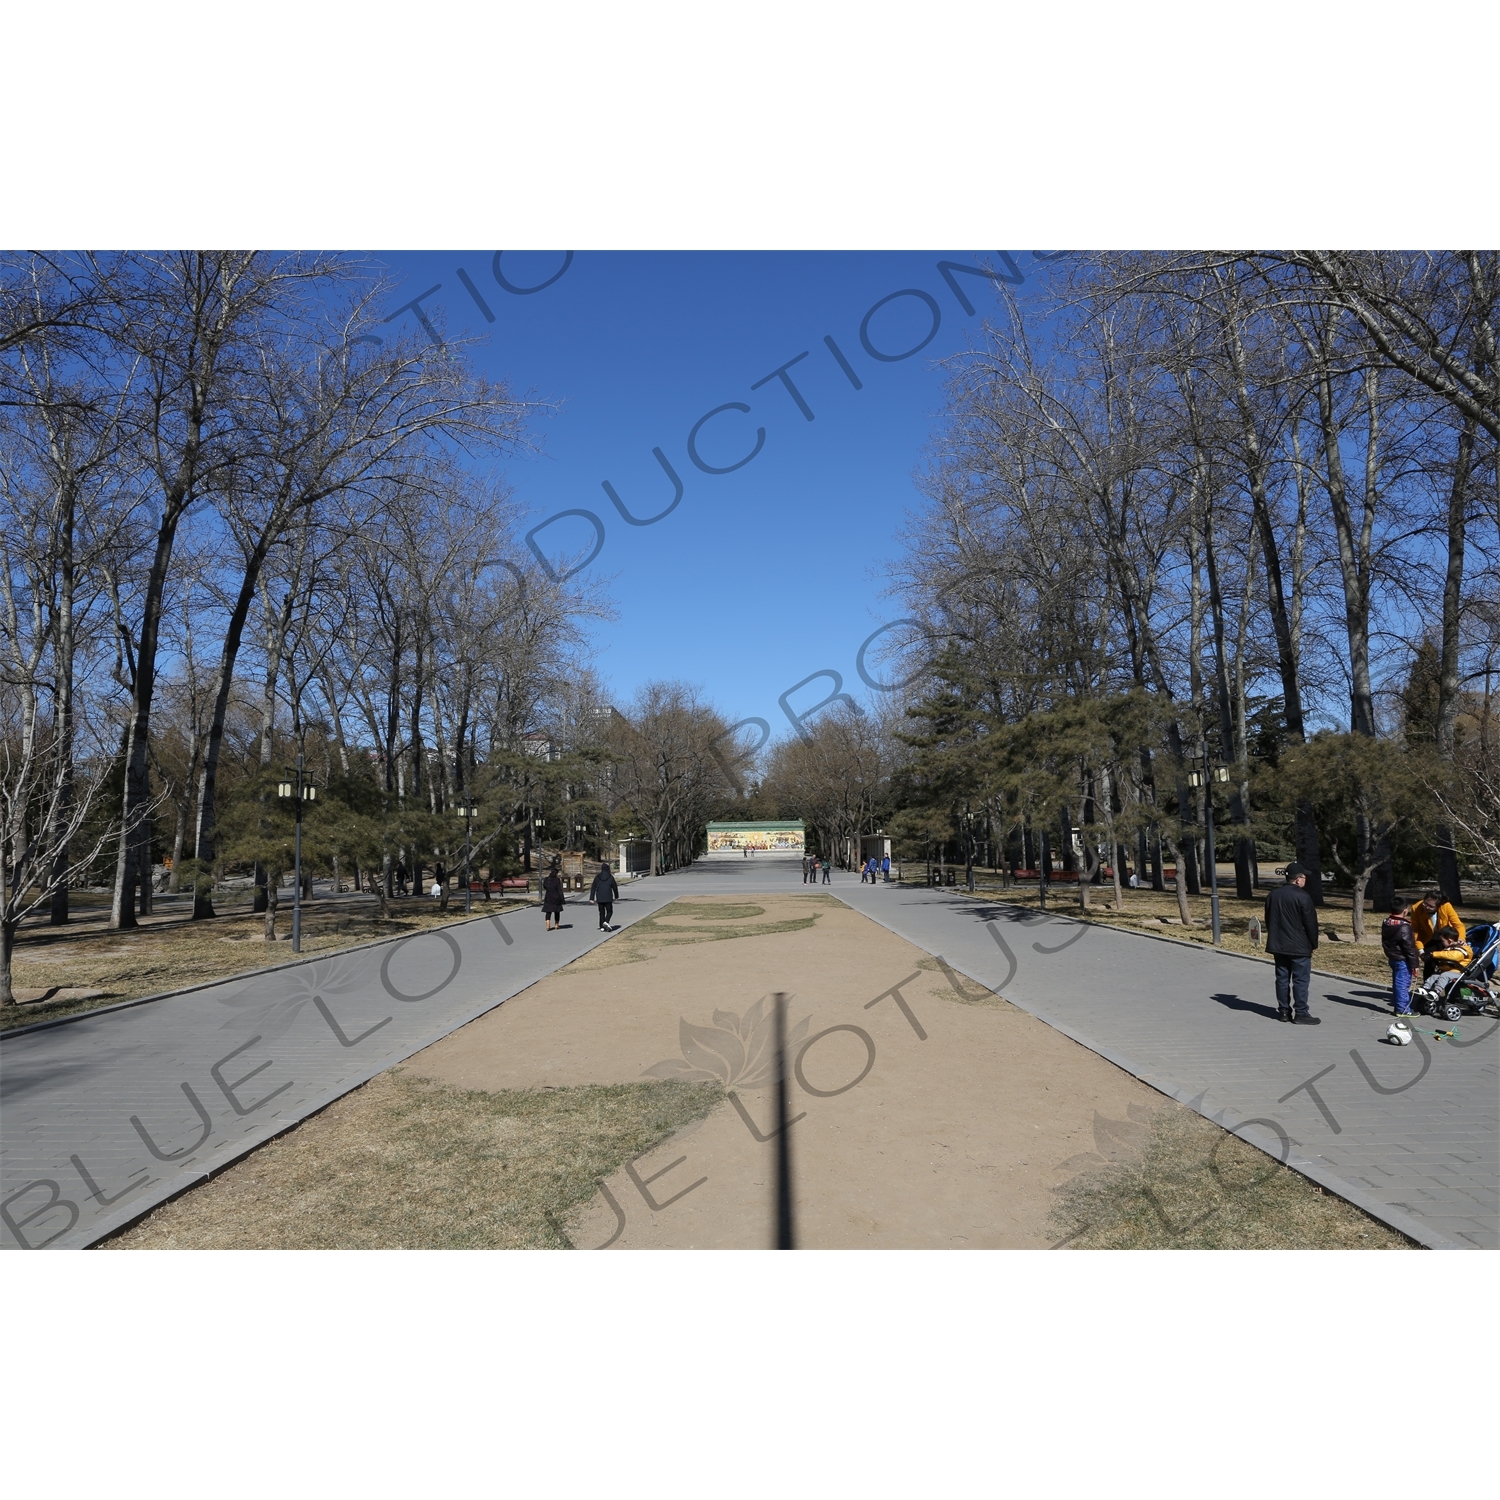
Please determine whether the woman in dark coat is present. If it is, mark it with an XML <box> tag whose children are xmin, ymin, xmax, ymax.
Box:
<box><xmin>542</xmin><ymin>862</ymin><xmax>566</xmax><ymax>931</ymax></box>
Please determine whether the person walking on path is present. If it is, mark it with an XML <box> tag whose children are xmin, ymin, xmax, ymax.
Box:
<box><xmin>542</xmin><ymin>862</ymin><xmax>566</xmax><ymax>932</ymax></box>
<box><xmin>1381</xmin><ymin>897</ymin><xmax>1420</xmax><ymax>1016</ymax></box>
<box><xmin>1265</xmin><ymin>862</ymin><xmax>1321</xmax><ymax>1024</ymax></box>
<box><xmin>882</xmin><ymin>854</ymin><xmax>891</xmax><ymax>884</ymax></box>
<box><xmin>821</xmin><ymin>856</ymin><xmax>831</xmax><ymax>884</ymax></box>
<box><xmin>802</xmin><ymin>854</ymin><xmax>811</xmax><ymax>885</ymax></box>
<box><xmin>589</xmin><ymin>864</ymin><xmax>619</xmax><ymax>931</ymax></box>
<box><xmin>1410</xmin><ymin>892</ymin><xmax>1467</xmax><ymax>978</ymax></box>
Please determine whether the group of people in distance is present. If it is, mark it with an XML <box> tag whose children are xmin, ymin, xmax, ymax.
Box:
<box><xmin>797</xmin><ymin>852</ymin><xmax>891</xmax><ymax>883</ymax></box>
<box><xmin>1264</xmin><ymin>865</ymin><xmax>1470</xmax><ymax>1025</ymax></box>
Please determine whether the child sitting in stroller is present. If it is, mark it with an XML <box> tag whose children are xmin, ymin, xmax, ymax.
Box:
<box><xmin>1413</xmin><ymin>923</ymin><xmax>1499</xmax><ymax>1021</ymax></box>
<box><xmin>1429</xmin><ymin>926</ymin><xmax>1473</xmax><ymax>974</ymax></box>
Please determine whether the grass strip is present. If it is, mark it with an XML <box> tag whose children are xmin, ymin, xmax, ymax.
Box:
<box><xmin>102</xmin><ymin>1072</ymin><xmax>724</xmax><ymax>1250</ymax></box>
<box><xmin>3</xmin><ymin>901</ymin><xmax>525</xmax><ymax>1032</ymax></box>
<box><xmin>1049</xmin><ymin>1104</ymin><xmax>1415</xmax><ymax>1250</ymax></box>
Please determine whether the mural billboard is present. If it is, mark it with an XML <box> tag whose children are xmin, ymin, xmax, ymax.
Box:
<box><xmin>705</xmin><ymin>820</ymin><xmax>805</xmax><ymax>852</ymax></box>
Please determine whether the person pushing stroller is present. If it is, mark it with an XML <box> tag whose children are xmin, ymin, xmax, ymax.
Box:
<box><xmin>1409</xmin><ymin>891</ymin><xmax>1467</xmax><ymax>978</ymax></box>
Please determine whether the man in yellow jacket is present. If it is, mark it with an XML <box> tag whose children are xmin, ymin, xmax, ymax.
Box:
<box><xmin>1410</xmin><ymin>892</ymin><xmax>1466</xmax><ymax>978</ymax></box>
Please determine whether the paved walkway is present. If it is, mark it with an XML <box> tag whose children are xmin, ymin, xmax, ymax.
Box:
<box><xmin>835</xmin><ymin>880</ymin><xmax>1499</xmax><ymax>1250</ymax></box>
<box><xmin>1</xmin><ymin>881</ymin><xmax>688</xmax><ymax>1249</ymax></box>
<box><xmin>4</xmin><ymin>858</ymin><xmax>1495</xmax><ymax>1249</ymax></box>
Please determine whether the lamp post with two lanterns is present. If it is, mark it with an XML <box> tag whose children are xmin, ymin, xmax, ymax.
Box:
<box><xmin>275</xmin><ymin>751</ymin><xmax>318</xmax><ymax>953</ymax></box>
<box><xmin>455</xmin><ymin>798</ymin><xmax>480</xmax><ymax>914</ymax></box>
<box><xmin>1186</xmin><ymin>746</ymin><xmax>1230</xmax><ymax>945</ymax></box>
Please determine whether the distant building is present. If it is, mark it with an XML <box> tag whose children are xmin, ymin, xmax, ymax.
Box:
<box><xmin>706</xmin><ymin>820</ymin><xmax>805</xmax><ymax>852</ymax></box>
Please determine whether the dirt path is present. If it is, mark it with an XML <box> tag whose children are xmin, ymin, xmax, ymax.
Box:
<box><xmin>404</xmin><ymin>891</ymin><xmax>1167</xmax><ymax>1248</ymax></box>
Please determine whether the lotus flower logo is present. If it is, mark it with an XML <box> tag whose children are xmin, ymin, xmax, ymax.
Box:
<box><xmin>643</xmin><ymin>996</ymin><xmax>811</xmax><ymax>1087</ymax></box>
<box><xmin>213</xmin><ymin>950</ymin><xmax>371</xmax><ymax>1041</ymax></box>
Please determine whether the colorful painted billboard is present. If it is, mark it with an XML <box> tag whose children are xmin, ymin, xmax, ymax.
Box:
<box><xmin>705</xmin><ymin>820</ymin><xmax>805</xmax><ymax>852</ymax></box>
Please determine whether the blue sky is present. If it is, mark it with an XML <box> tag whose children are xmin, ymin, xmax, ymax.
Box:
<box><xmin>371</xmin><ymin>251</ymin><xmax>1063</xmax><ymax>737</ymax></box>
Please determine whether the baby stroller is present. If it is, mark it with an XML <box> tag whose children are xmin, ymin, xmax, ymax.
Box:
<box><xmin>1411</xmin><ymin>923</ymin><xmax>1500</xmax><ymax>1022</ymax></box>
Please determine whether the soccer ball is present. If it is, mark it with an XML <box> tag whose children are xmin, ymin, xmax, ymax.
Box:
<box><xmin>1386</xmin><ymin>1020</ymin><xmax>1414</xmax><ymax>1046</ymax></box>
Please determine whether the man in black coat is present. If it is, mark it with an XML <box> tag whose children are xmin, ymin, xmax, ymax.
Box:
<box><xmin>589</xmin><ymin>864</ymin><xmax>620</xmax><ymax>931</ymax></box>
<box><xmin>1264</xmin><ymin>862</ymin><xmax>1321</xmax><ymax>1024</ymax></box>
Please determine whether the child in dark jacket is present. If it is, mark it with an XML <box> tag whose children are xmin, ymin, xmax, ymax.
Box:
<box><xmin>1381</xmin><ymin>898</ymin><xmax>1419</xmax><ymax>1015</ymax></box>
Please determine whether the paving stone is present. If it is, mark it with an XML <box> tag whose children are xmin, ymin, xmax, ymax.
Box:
<box><xmin>2</xmin><ymin>886</ymin><xmax>685</xmax><ymax>1249</ymax></box>
<box><xmin>5</xmin><ymin>867</ymin><xmax>1496</xmax><ymax>1251</ymax></box>
<box><xmin>840</xmin><ymin>883</ymin><xmax>1499</xmax><ymax>1250</ymax></box>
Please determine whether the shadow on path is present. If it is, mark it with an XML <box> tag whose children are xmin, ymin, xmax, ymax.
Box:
<box><xmin>1209</xmin><ymin>991</ymin><xmax>1280</xmax><ymax>1022</ymax></box>
<box><xmin>1318</xmin><ymin>987</ymin><xmax>1392</xmax><ymax>1016</ymax></box>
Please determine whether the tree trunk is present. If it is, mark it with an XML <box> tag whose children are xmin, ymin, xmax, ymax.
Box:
<box><xmin>1187</xmin><ymin>530</ymin><xmax>1206</xmax><ymax>906</ymax></box>
<box><xmin>192</xmin><ymin>532</ymin><xmax>276</xmax><ymax>918</ymax></box>
<box><xmin>110</xmin><ymin>518</ymin><xmax>180</xmax><ymax>931</ymax></box>
<box><xmin>1434</xmin><ymin>416</ymin><xmax>1477</xmax><ymax>906</ymax></box>
<box><xmin>1202</xmin><ymin>492</ymin><xmax>1255</xmax><ymax>898</ymax></box>
<box><xmin>1231</xmin><ymin>541</ymin><xmax>1260</xmax><ymax>892</ymax></box>
<box><xmin>1076</xmin><ymin>815</ymin><xmax>1100</xmax><ymax>912</ymax></box>
<box><xmin>1162</xmin><ymin>722</ymin><xmax>1200</xmax><ymax>895</ymax></box>
<box><xmin>1350</xmin><ymin>874</ymin><xmax>1370</xmax><ymax>941</ymax></box>
<box><xmin>168</xmin><ymin>796</ymin><xmax>187</xmax><ymax>892</ymax></box>
<box><xmin>252</xmin><ymin>579</ymin><xmax>295</xmax><ymax>915</ymax></box>
<box><xmin>1218</xmin><ymin>268</ymin><xmax>1322</xmax><ymax>904</ymax></box>
<box><xmin>321</xmin><ymin>666</ymin><xmax>352</xmax><ymax>777</ymax></box>
<box><xmin>0</xmin><ymin>921</ymin><xmax>15</xmax><ymax>1006</ymax></box>
<box><xmin>1164</xmin><ymin>836</ymin><xmax>1193</xmax><ymax>925</ymax></box>
<box><xmin>48</xmin><ymin>482</ymin><xmax>77</xmax><ymax>925</ymax></box>
<box><xmin>1311</xmin><ymin>331</ymin><xmax>1378</xmax><ymax>737</ymax></box>
<box><xmin>1105</xmin><ymin>769</ymin><xmax>1125</xmax><ymax>909</ymax></box>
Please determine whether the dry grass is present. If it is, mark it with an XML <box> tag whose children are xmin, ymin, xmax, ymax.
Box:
<box><xmin>3</xmin><ymin>897</ymin><xmax>528</xmax><ymax>1032</ymax></box>
<box><xmin>1049</xmin><ymin>1103</ymin><xmax>1416</xmax><ymax>1250</ymax></box>
<box><xmin>949</xmin><ymin>879</ymin><xmax>1499</xmax><ymax>986</ymax></box>
<box><xmin>101</xmin><ymin>1070</ymin><xmax>725</xmax><ymax>1250</ymax></box>
<box><xmin>913</xmin><ymin>955</ymin><xmax>1008</xmax><ymax>1008</ymax></box>
<box><xmin>562</xmin><ymin>893</ymin><xmax>827</xmax><ymax>972</ymax></box>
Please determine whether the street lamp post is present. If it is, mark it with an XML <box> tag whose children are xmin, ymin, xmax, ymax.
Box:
<box><xmin>456</xmin><ymin>798</ymin><xmax>479</xmax><ymax>914</ymax></box>
<box><xmin>1187</xmin><ymin>749</ymin><xmax>1230</xmax><ymax>945</ymax></box>
<box><xmin>276</xmin><ymin>752</ymin><xmax>318</xmax><ymax>953</ymax></box>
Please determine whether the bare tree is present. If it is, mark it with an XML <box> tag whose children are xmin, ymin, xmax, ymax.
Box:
<box><xmin>0</xmin><ymin>719</ymin><xmax>128</xmax><ymax>1006</ymax></box>
<box><xmin>603</xmin><ymin>684</ymin><xmax>736</xmax><ymax>875</ymax></box>
<box><xmin>102</xmin><ymin>252</ymin><xmax>342</xmax><ymax>929</ymax></box>
<box><xmin>1273</xmin><ymin>252</ymin><xmax>1499</xmax><ymax>444</ymax></box>
<box><xmin>186</xmin><ymin>279</ymin><xmax>530</xmax><ymax>916</ymax></box>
